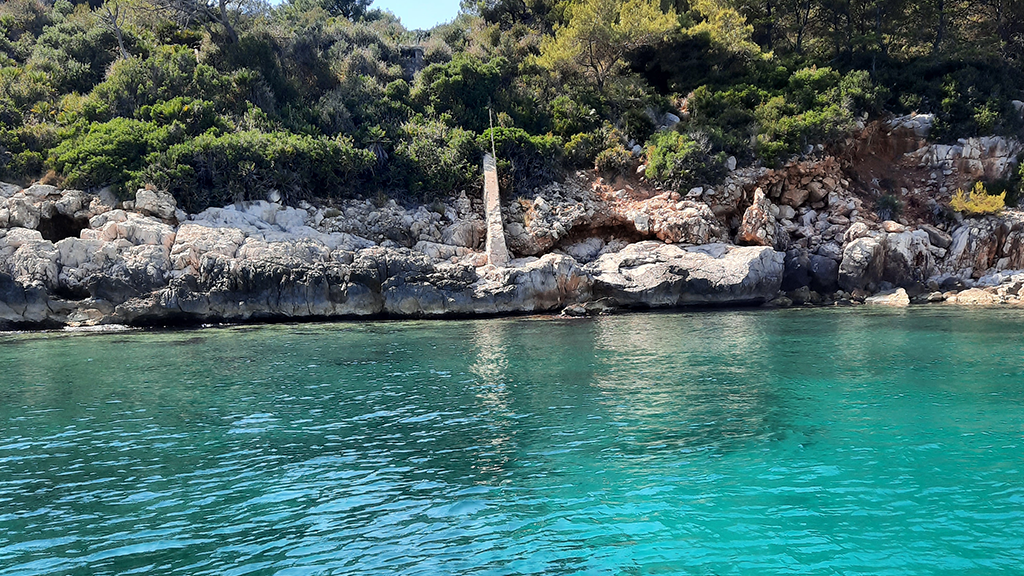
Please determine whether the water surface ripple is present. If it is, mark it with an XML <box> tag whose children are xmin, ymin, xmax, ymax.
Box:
<box><xmin>1</xmin><ymin>308</ymin><xmax>1023</xmax><ymax>575</ymax></box>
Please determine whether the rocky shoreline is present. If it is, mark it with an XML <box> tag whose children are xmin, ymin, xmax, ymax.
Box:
<box><xmin>4</xmin><ymin>116</ymin><xmax>1024</xmax><ymax>330</ymax></box>
<box><xmin>0</xmin><ymin>184</ymin><xmax>788</xmax><ymax>329</ymax></box>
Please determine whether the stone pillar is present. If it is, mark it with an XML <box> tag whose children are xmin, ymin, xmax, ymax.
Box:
<box><xmin>483</xmin><ymin>154</ymin><xmax>511</xmax><ymax>267</ymax></box>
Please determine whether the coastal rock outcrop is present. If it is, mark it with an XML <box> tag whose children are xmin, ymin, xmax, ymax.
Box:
<box><xmin>587</xmin><ymin>241</ymin><xmax>784</xmax><ymax>307</ymax></box>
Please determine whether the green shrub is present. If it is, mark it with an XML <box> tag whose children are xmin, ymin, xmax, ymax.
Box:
<box><xmin>49</xmin><ymin>118</ymin><xmax>173</xmax><ymax>191</ymax></box>
<box><xmin>138</xmin><ymin>97</ymin><xmax>225</xmax><ymax>135</ymax></box>
<box><xmin>413</xmin><ymin>55</ymin><xmax>507</xmax><ymax>133</ymax></box>
<box><xmin>392</xmin><ymin>117</ymin><xmax>478</xmax><ymax>194</ymax></box>
<box><xmin>139</xmin><ymin>131</ymin><xmax>375</xmax><ymax>212</ymax></box>
<box><xmin>644</xmin><ymin>130</ymin><xmax>725</xmax><ymax>190</ymax></box>
<box><xmin>564</xmin><ymin>122</ymin><xmax>626</xmax><ymax>168</ymax></box>
<box><xmin>550</xmin><ymin>95</ymin><xmax>599</xmax><ymax>138</ymax></box>
<box><xmin>874</xmin><ymin>194</ymin><xmax>903</xmax><ymax>221</ymax></box>
<box><xmin>478</xmin><ymin>126</ymin><xmax>561</xmax><ymax>195</ymax></box>
<box><xmin>29</xmin><ymin>12</ymin><xmax>125</xmax><ymax>95</ymax></box>
<box><xmin>565</xmin><ymin>130</ymin><xmax>606</xmax><ymax>167</ymax></box>
<box><xmin>92</xmin><ymin>46</ymin><xmax>231</xmax><ymax>117</ymax></box>
<box><xmin>595</xmin><ymin>145</ymin><xmax>632</xmax><ymax>175</ymax></box>
<box><xmin>0</xmin><ymin>124</ymin><xmax>49</xmax><ymax>182</ymax></box>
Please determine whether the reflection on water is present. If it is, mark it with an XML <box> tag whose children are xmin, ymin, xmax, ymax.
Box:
<box><xmin>590</xmin><ymin>312</ymin><xmax>794</xmax><ymax>457</ymax></box>
<box><xmin>1</xmin><ymin>309</ymin><xmax>1024</xmax><ymax>575</ymax></box>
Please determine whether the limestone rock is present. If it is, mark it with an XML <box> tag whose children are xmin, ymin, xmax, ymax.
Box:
<box><xmin>382</xmin><ymin>252</ymin><xmax>591</xmax><ymax>316</ymax></box>
<box><xmin>24</xmin><ymin>184</ymin><xmax>58</xmax><ymax>199</ymax></box>
<box><xmin>839</xmin><ymin>237</ymin><xmax>884</xmax><ymax>292</ymax></box>
<box><xmin>562</xmin><ymin>237</ymin><xmax>605</xmax><ymax>263</ymax></box>
<box><xmin>134</xmin><ymin>189</ymin><xmax>178</xmax><ymax>221</ymax></box>
<box><xmin>782</xmin><ymin>247</ymin><xmax>838</xmax><ymax>293</ymax></box>
<box><xmin>0</xmin><ymin>272</ymin><xmax>52</xmax><ymax>326</ymax></box>
<box><xmin>413</xmin><ymin>241</ymin><xmax>472</xmax><ymax>262</ymax></box>
<box><xmin>866</xmin><ymin>288</ymin><xmax>910</xmax><ymax>307</ymax></box>
<box><xmin>442</xmin><ymin>219</ymin><xmax>485</xmax><ymax>249</ymax></box>
<box><xmin>948</xmin><ymin>288</ymin><xmax>1000</xmax><ymax>306</ymax></box>
<box><xmin>882</xmin><ymin>230</ymin><xmax>934</xmax><ymax>286</ymax></box>
<box><xmin>780</xmin><ymin>186</ymin><xmax>809</xmax><ymax>208</ymax></box>
<box><xmin>737</xmin><ymin>188</ymin><xmax>779</xmax><ymax>248</ymax></box>
<box><xmin>588</xmin><ymin>241</ymin><xmax>784</xmax><ymax>307</ymax></box>
<box><xmin>948</xmin><ymin>220</ymin><xmax>1004</xmax><ymax>275</ymax></box>
<box><xmin>649</xmin><ymin>201</ymin><xmax>727</xmax><ymax>245</ymax></box>
<box><xmin>0</xmin><ymin>182</ymin><xmax>21</xmax><ymax>198</ymax></box>
<box><xmin>845</xmin><ymin>222</ymin><xmax>872</xmax><ymax>242</ymax></box>
<box><xmin>919</xmin><ymin>224</ymin><xmax>952</xmax><ymax>249</ymax></box>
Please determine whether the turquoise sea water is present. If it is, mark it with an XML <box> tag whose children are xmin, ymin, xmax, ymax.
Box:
<box><xmin>1</xmin><ymin>308</ymin><xmax>1023</xmax><ymax>575</ymax></box>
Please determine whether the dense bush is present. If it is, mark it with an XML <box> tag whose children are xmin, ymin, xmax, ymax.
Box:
<box><xmin>478</xmin><ymin>127</ymin><xmax>561</xmax><ymax>195</ymax></box>
<box><xmin>414</xmin><ymin>56</ymin><xmax>507</xmax><ymax>133</ymax></box>
<box><xmin>0</xmin><ymin>0</ymin><xmax>1021</xmax><ymax>210</ymax></box>
<box><xmin>140</xmin><ymin>131</ymin><xmax>375</xmax><ymax>211</ymax></box>
<box><xmin>392</xmin><ymin>117</ymin><xmax>478</xmax><ymax>194</ymax></box>
<box><xmin>49</xmin><ymin>118</ymin><xmax>173</xmax><ymax>191</ymax></box>
<box><xmin>644</xmin><ymin>130</ymin><xmax>725</xmax><ymax>190</ymax></box>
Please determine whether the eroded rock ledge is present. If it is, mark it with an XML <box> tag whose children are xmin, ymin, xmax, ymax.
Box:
<box><xmin>0</xmin><ymin>186</ymin><xmax>783</xmax><ymax>329</ymax></box>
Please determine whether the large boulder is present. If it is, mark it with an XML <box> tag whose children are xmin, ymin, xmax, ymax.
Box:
<box><xmin>948</xmin><ymin>220</ymin><xmax>1005</xmax><ymax>276</ymax></box>
<box><xmin>839</xmin><ymin>237</ymin><xmax>885</xmax><ymax>292</ymax></box>
<box><xmin>783</xmin><ymin>247</ymin><xmax>839</xmax><ymax>293</ymax></box>
<box><xmin>882</xmin><ymin>230</ymin><xmax>934</xmax><ymax>286</ymax></box>
<box><xmin>442</xmin><ymin>218</ymin><xmax>486</xmax><ymax>249</ymax></box>
<box><xmin>0</xmin><ymin>272</ymin><xmax>53</xmax><ymax>327</ymax></box>
<box><xmin>648</xmin><ymin>201</ymin><xmax>728</xmax><ymax>245</ymax></box>
<box><xmin>383</xmin><ymin>253</ymin><xmax>591</xmax><ymax>316</ymax></box>
<box><xmin>865</xmin><ymin>288</ymin><xmax>910</xmax><ymax>307</ymax></box>
<box><xmin>588</xmin><ymin>241</ymin><xmax>784</xmax><ymax>307</ymax></box>
<box><xmin>948</xmin><ymin>288</ymin><xmax>1000</xmax><ymax>306</ymax></box>
<box><xmin>134</xmin><ymin>189</ymin><xmax>178</xmax><ymax>221</ymax></box>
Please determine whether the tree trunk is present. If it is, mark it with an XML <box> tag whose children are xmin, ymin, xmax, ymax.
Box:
<box><xmin>218</xmin><ymin>0</ymin><xmax>239</xmax><ymax>44</ymax></box>
<box><xmin>933</xmin><ymin>0</ymin><xmax>946</xmax><ymax>54</ymax></box>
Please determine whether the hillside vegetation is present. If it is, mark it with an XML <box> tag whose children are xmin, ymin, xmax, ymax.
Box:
<box><xmin>2</xmin><ymin>0</ymin><xmax>1023</xmax><ymax>211</ymax></box>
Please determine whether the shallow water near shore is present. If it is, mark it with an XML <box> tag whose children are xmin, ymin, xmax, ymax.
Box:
<box><xmin>1</xmin><ymin>308</ymin><xmax>1023</xmax><ymax>575</ymax></box>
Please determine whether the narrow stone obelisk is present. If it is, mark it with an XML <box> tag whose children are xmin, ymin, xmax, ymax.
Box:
<box><xmin>482</xmin><ymin>154</ymin><xmax>511</xmax><ymax>267</ymax></box>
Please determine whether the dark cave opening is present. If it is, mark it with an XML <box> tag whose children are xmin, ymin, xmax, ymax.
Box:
<box><xmin>37</xmin><ymin>213</ymin><xmax>88</xmax><ymax>243</ymax></box>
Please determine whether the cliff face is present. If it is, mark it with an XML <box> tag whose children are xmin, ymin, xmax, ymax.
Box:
<box><xmin>3</xmin><ymin>116</ymin><xmax>1024</xmax><ymax>329</ymax></box>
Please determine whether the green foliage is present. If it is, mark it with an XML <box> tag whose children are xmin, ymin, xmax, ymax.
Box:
<box><xmin>644</xmin><ymin>129</ymin><xmax>725</xmax><ymax>190</ymax></box>
<box><xmin>49</xmin><ymin>118</ymin><xmax>173</xmax><ymax>191</ymax></box>
<box><xmin>537</xmin><ymin>0</ymin><xmax>677</xmax><ymax>91</ymax></box>
<box><xmin>550</xmin><ymin>95</ymin><xmax>598</xmax><ymax>137</ymax></box>
<box><xmin>0</xmin><ymin>0</ymin><xmax>1021</xmax><ymax>213</ymax></box>
<box><xmin>874</xmin><ymin>194</ymin><xmax>903</xmax><ymax>221</ymax></box>
<box><xmin>594</xmin><ymin>144</ymin><xmax>632</xmax><ymax>174</ymax></box>
<box><xmin>92</xmin><ymin>46</ymin><xmax>229</xmax><ymax>117</ymax></box>
<box><xmin>414</xmin><ymin>55</ymin><xmax>507</xmax><ymax>133</ymax></box>
<box><xmin>685</xmin><ymin>67</ymin><xmax>875</xmax><ymax>165</ymax></box>
<box><xmin>138</xmin><ymin>97</ymin><xmax>225</xmax><ymax>134</ymax></box>
<box><xmin>392</xmin><ymin>117</ymin><xmax>478</xmax><ymax>194</ymax></box>
<box><xmin>140</xmin><ymin>131</ymin><xmax>376</xmax><ymax>212</ymax></box>
<box><xmin>29</xmin><ymin>8</ymin><xmax>125</xmax><ymax>95</ymax></box>
<box><xmin>877</xmin><ymin>58</ymin><xmax>1024</xmax><ymax>141</ymax></box>
<box><xmin>479</xmin><ymin>127</ymin><xmax>561</xmax><ymax>195</ymax></box>
<box><xmin>564</xmin><ymin>129</ymin><xmax>606</xmax><ymax>167</ymax></box>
